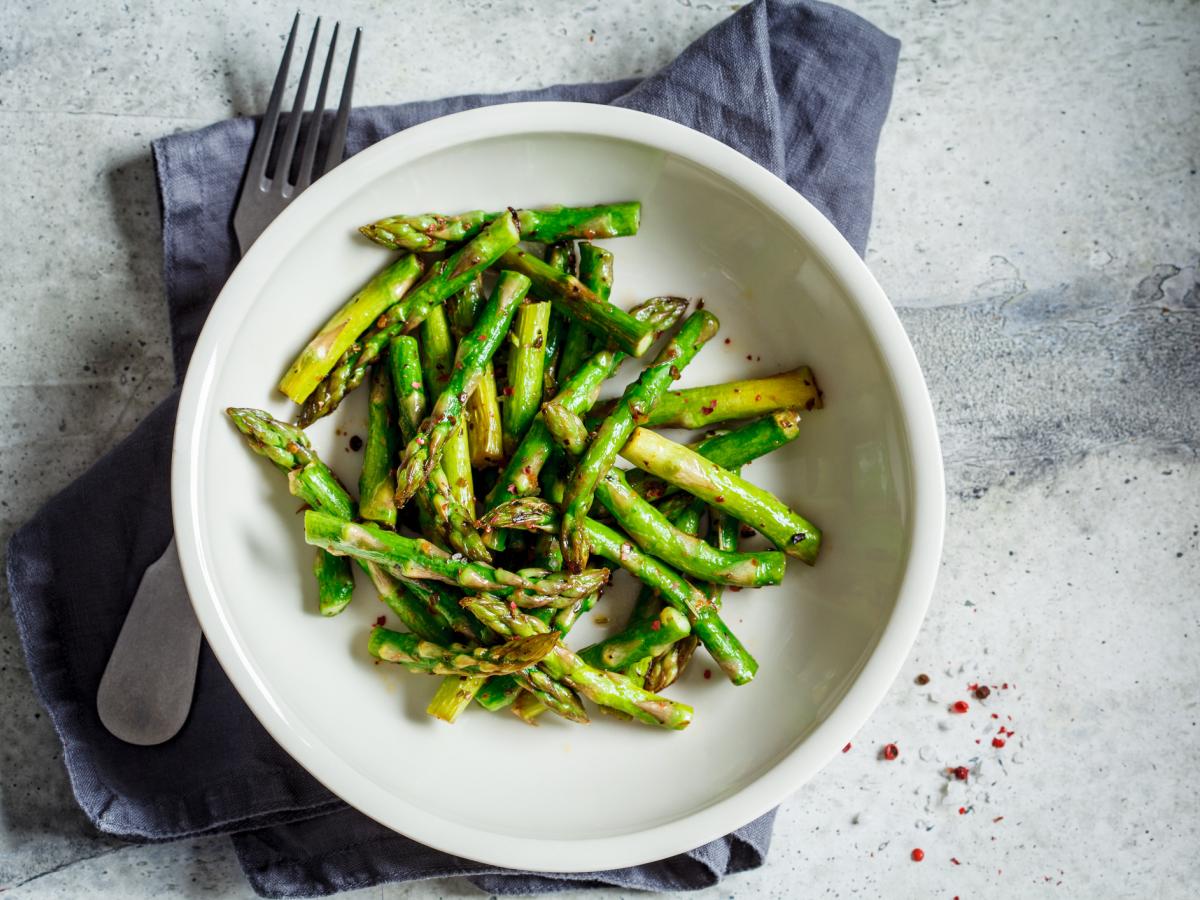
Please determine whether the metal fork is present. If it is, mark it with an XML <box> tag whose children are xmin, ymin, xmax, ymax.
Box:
<box><xmin>97</xmin><ymin>15</ymin><xmax>361</xmax><ymax>746</ymax></box>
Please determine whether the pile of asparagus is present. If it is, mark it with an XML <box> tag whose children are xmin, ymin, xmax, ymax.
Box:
<box><xmin>227</xmin><ymin>202</ymin><xmax>824</xmax><ymax>730</ymax></box>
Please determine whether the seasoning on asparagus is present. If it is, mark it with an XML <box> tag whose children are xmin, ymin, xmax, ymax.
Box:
<box><xmin>556</xmin><ymin>242</ymin><xmax>610</xmax><ymax>383</ymax></box>
<box><xmin>395</xmin><ymin>271</ymin><xmax>530</xmax><ymax>507</ymax></box>
<box><xmin>498</xmin><ymin>247</ymin><xmax>655</xmax><ymax>357</ymax></box>
<box><xmin>278</xmin><ymin>253</ymin><xmax>423</xmax><ymax>404</ymax></box>
<box><xmin>620</xmin><ymin>426</ymin><xmax>822</xmax><ymax>564</ymax></box>
<box><xmin>625</xmin><ymin>409</ymin><xmax>802</xmax><ymax>501</ymax></box>
<box><xmin>357</xmin><ymin>363</ymin><xmax>398</xmax><ymax>526</ymax></box>
<box><xmin>426</xmin><ymin>675</ymin><xmax>487</xmax><ymax>723</ymax></box>
<box><xmin>558</xmin><ymin>309</ymin><xmax>720</xmax><ymax>572</ymax></box>
<box><xmin>300</xmin><ymin>212</ymin><xmax>522</xmax><ymax>425</ymax></box>
<box><xmin>359</xmin><ymin>202</ymin><xmax>640</xmax><ymax>252</ymax></box>
<box><xmin>503</xmin><ymin>301</ymin><xmax>552</xmax><ymax>455</ymax></box>
<box><xmin>447</xmin><ymin>277</ymin><xmax>505</xmax><ymax>468</ymax></box>
<box><xmin>462</xmin><ymin>596</ymin><xmax>693</xmax><ymax>729</ymax></box>
<box><xmin>369</xmin><ymin>627</ymin><xmax>558</xmax><ymax>676</ymax></box>
<box><xmin>303</xmin><ymin>510</ymin><xmax>609</xmax><ymax>602</ymax></box>
<box><xmin>602</xmin><ymin>365</ymin><xmax>821</xmax><ymax>429</ymax></box>
<box><xmin>579</xmin><ymin>607</ymin><xmax>691</xmax><ymax>671</ymax></box>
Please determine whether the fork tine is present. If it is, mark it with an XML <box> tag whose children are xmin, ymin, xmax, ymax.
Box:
<box><xmin>274</xmin><ymin>17</ymin><xmax>321</xmax><ymax>195</ymax></box>
<box><xmin>245</xmin><ymin>11</ymin><xmax>299</xmax><ymax>187</ymax></box>
<box><xmin>321</xmin><ymin>26</ymin><xmax>360</xmax><ymax>177</ymax></box>
<box><xmin>295</xmin><ymin>22</ymin><xmax>339</xmax><ymax>192</ymax></box>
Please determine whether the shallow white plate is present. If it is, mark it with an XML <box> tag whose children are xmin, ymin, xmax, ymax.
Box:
<box><xmin>173</xmin><ymin>102</ymin><xmax>944</xmax><ymax>872</ymax></box>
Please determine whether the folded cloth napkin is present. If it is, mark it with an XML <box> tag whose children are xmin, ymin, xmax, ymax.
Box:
<box><xmin>6</xmin><ymin>0</ymin><xmax>898</xmax><ymax>895</ymax></box>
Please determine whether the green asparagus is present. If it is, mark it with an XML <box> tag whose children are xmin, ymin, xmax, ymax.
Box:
<box><xmin>369</xmin><ymin>627</ymin><xmax>558</xmax><ymax>676</ymax></box>
<box><xmin>503</xmin><ymin>301</ymin><xmax>552</xmax><ymax>455</ymax></box>
<box><xmin>300</xmin><ymin>212</ymin><xmax>522</xmax><ymax>425</ymax></box>
<box><xmin>313</xmin><ymin>547</ymin><xmax>354</xmax><ymax>617</ymax></box>
<box><xmin>580</xmin><ymin>607</ymin><xmax>691</xmax><ymax>671</ymax></box>
<box><xmin>357</xmin><ymin>363</ymin><xmax>398</xmax><ymax>526</ymax></box>
<box><xmin>498</xmin><ymin>247</ymin><xmax>654</xmax><ymax>357</ymax></box>
<box><xmin>278</xmin><ymin>253</ymin><xmax>423</xmax><ymax>403</ymax></box>
<box><xmin>612</xmin><ymin>365</ymin><xmax>822</xmax><ymax>429</ymax></box>
<box><xmin>360</xmin><ymin>202</ymin><xmax>641</xmax><ymax>253</ymax></box>
<box><xmin>395</xmin><ymin>271</ymin><xmax>529</xmax><ymax>507</ymax></box>
<box><xmin>559</xmin><ymin>310</ymin><xmax>720</xmax><ymax>572</ymax></box>
<box><xmin>447</xmin><ymin>277</ymin><xmax>505</xmax><ymax>468</ymax></box>
<box><xmin>621</xmin><ymin>426</ymin><xmax>822</xmax><ymax>564</ymax></box>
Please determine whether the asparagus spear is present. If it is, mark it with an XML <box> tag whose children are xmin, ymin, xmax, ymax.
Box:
<box><xmin>359</xmin><ymin>202</ymin><xmax>640</xmax><ymax>252</ymax></box>
<box><xmin>226</xmin><ymin>408</ymin><xmax>452</xmax><ymax>640</ymax></box>
<box><xmin>357</xmin><ymin>363</ymin><xmax>398</xmax><ymax>526</ymax></box>
<box><xmin>515</xmin><ymin>666</ymin><xmax>589</xmax><ymax>723</ymax></box>
<box><xmin>539</xmin><ymin>242</ymin><xmax>575</xmax><ymax>400</ymax></box>
<box><xmin>621</xmin><ymin>427</ymin><xmax>822</xmax><ymax>564</ymax></box>
<box><xmin>447</xmin><ymin>277</ymin><xmax>504</xmax><ymax>468</ymax></box>
<box><xmin>313</xmin><ymin>547</ymin><xmax>355</xmax><ymax>617</ymax></box>
<box><xmin>498</xmin><ymin>247</ymin><xmax>654</xmax><ymax>357</ymax></box>
<box><xmin>559</xmin><ymin>310</ymin><xmax>720</xmax><ymax>572</ymax></box>
<box><xmin>557</xmin><ymin>241</ymin><xmax>610</xmax><ymax>383</ymax></box>
<box><xmin>395</xmin><ymin>271</ymin><xmax>529</xmax><ymax>507</ymax></box>
<box><xmin>625</xmin><ymin>495</ymin><xmax>705</xmax><ymax>629</ymax></box>
<box><xmin>368</xmin><ymin>627</ymin><xmax>558</xmax><ymax>676</ymax></box>
<box><xmin>483</xmin><ymin>297</ymin><xmax>687</xmax><ymax>508</ymax></box>
<box><xmin>625</xmin><ymin>410</ymin><xmax>801</xmax><ymax>501</ymax></box>
<box><xmin>462</xmin><ymin>597</ymin><xmax>693</xmax><ymax>729</ymax></box>
<box><xmin>503</xmin><ymin>301</ymin><xmax>552</xmax><ymax>455</ymax></box>
<box><xmin>278</xmin><ymin>253</ymin><xmax>423</xmax><ymax>404</ymax></box>
<box><xmin>418</xmin><ymin>305</ymin><xmax>476</xmax><ymax>514</ymax></box>
<box><xmin>300</xmin><ymin>212</ymin><xmax>522</xmax><ymax>425</ymax></box>
<box><xmin>480</xmin><ymin>501</ymin><xmax>757</xmax><ymax>685</ymax></box>
<box><xmin>426</xmin><ymin>675</ymin><xmax>486</xmax><ymax>723</ymax></box>
<box><xmin>303</xmin><ymin>510</ymin><xmax>609</xmax><ymax>602</ymax></box>
<box><xmin>388</xmin><ymin>336</ymin><xmax>490</xmax><ymax>561</ymax></box>
<box><xmin>579</xmin><ymin>607</ymin><xmax>691</xmax><ymax>671</ymax></box>
<box><xmin>610</xmin><ymin>365</ymin><xmax>822</xmax><ymax>429</ymax></box>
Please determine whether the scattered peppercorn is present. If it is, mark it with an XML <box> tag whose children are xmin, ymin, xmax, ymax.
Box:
<box><xmin>975</xmin><ymin>685</ymin><xmax>991</xmax><ymax>700</ymax></box>
<box><xmin>992</xmin><ymin>737</ymin><xmax>1006</xmax><ymax>748</ymax></box>
<box><xmin>348</xmin><ymin>435</ymin><xmax>363</xmax><ymax>451</ymax></box>
<box><xmin>916</xmin><ymin>673</ymin><xmax>930</xmax><ymax>685</ymax></box>
<box><xmin>951</xmin><ymin>700</ymin><xmax>970</xmax><ymax>713</ymax></box>
<box><xmin>911</xmin><ymin>848</ymin><xmax>924</xmax><ymax>862</ymax></box>
<box><xmin>952</xmin><ymin>765</ymin><xmax>969</xmax><ymax>781</ymax></box>
<box><xmin>842</xmin><ymin>742</ymin><xmax>852</xmax><ymax>753</ymax></box>
<box><xmin>703</xmin><ymin>669</ymin><xmax>712</xmax><ymax>680</ymax></box>
<box><xmin>882</xmin><ymin>743</ymin><xmax>899</xmax><ymax>760</ymax></box>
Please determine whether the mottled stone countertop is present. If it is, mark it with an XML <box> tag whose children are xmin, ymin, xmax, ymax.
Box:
<box><xmin>1</xmin><ymin>1</ymin><xmax>1196</xmax><ymax>897</ymax></box>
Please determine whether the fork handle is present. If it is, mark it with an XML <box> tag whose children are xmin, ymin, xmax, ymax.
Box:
<box><xmin>97</xmin><ymin>538</ymin><xmax>202</xmax><ymax>745</ymax></box>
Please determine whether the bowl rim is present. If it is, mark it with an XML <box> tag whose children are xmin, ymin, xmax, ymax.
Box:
<box><xmin>172</xmin><ymin>100</ymin><xmax>945</xmax><ymax>872</ymax></box>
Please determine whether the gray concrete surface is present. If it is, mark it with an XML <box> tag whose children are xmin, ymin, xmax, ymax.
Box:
<box><xmin>1</xmin><ymin>0</ymin><xmax>1197</xmax><ymax>896</ymax></box>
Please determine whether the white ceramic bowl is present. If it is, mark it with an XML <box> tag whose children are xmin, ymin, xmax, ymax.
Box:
<box><xmin>173</xmin><ymin>102</ymin><xmax>943</xmax><ymax>871</ymax></box>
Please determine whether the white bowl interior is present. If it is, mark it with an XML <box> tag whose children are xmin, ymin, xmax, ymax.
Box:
<box><xmin>180</xmin><ymin>115</ymin><xmax>927</xmax><ymax>868</ymax></box>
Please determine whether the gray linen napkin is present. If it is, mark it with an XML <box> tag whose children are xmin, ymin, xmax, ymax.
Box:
<box><xmin>6</xmin><ymin>1</ymin><xmax>898</xmax><ymax>895</ymax></box>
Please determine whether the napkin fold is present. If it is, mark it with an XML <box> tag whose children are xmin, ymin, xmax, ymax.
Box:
<box><xmin>6</xmin><ymin>1</ymin><xmax>898</xmax><ymax>895</ymax></box>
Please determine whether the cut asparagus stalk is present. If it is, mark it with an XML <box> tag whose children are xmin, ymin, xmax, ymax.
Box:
<box><xmin>395</xmin><ymin>271</ymin><xmax>529</xmax><ymax>507</ymax></box>
<box><xmin>426</xmin><ymin>675</ymin><xmax>486</xmax><ymax>723</ymax></box>
<box><xmin>614</xmin><ymin>365</ymin><xmax>822</xmax><ymax>429</ymax></box>
<box><xmin>625</xmin><ymin>410</ymin><xmax>801</xmax><ymax>501</ymax></box>
<box><xmin>357</xmin><ymin>363</ymin><xmax>398</xmax><ymax>526</ymax></box>
<box><xmin>620</xmin><ymin>427</ymin><xmax>822</xmax><ymax>564</ymax></box>
<box><xmin>559</xmin><ymin>310</ymin><xmax>719</xmax><ymax>572</ymax></box>
<box><xmin>579</xmin><ymin>607</ymin><xmax>691</xmax><ymax>671</ymax></box>
<box><xmin>301</xmin><ymin>212</ymin><xmax>522</xmax><ymax>425</ymax></box>
<box><xmin>313</xmin><ymin>547</ymin><xmax>355</xmax><ymax>618</ymax></box>
<box><xmin>556</xmin><ymin>241</ymin><xmax>610</xmax><ymax>383</ymax></box>
<box><xmin>360</xmin><ymin>202</ymin><xmax>641</xmax><ymax>253</ymax></box>
<box><xmin>447</xmin><ymin>277</ymin><xmax>504</xmax><ymax>468</ymax></box>
<box><xmin>278</xmin><ymin>253</ymin><xmax>423</xmax><ymax>404</ymax></box>
<box><xmin>498</xmin><ymin>247</ymin><xmax>654</xmax><ymax>357</ymax></box>
<box><xmin>503</xmin><ymin>301</ymin><xmax>553</xmax><ymax>455</ymax></box>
